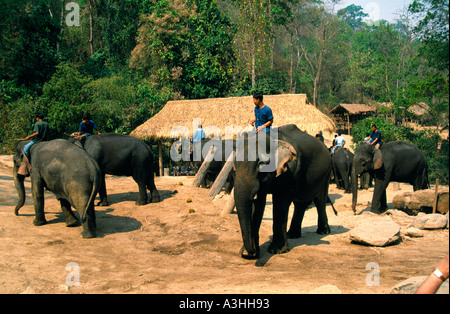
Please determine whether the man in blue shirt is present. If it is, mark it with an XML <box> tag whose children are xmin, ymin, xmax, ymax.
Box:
<box><xmin>363</xmin><ymin>124</ymin><xmax>382</xmax><ymax>149</ymax></box>
<box><xmin>250</xmin><ymin>93</ymin><xmax>273</xmax><ymax>133</ymax></box>
<box><xmin>78</xmin><ymin>115</ymin><xmax>100</xmax><ymax>138</ymax></box>
<box><xmin>192</xmin><ymin>124</ymin><xmax>206</xmax><ymax>143</ymax></box>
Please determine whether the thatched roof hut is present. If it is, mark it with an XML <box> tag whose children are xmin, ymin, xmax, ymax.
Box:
<box><xmin>131</xmin><ymin>94</ymin><xmax>335</xmax><ymax>176</ymax></box>
<box><xmin>329</xmin><ymin>103</ymin><xmax>376</xmax><ymax>134</ymax></box>
<box><xmin>131</xmin><ymin>94</ymin><xmax>336</xmax><ymax>140</ymax></box>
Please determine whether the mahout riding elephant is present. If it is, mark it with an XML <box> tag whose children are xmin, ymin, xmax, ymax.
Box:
<box><xmin>13</xmin><ymin>140</ymin><xmax>101</xmax><ymax>238</ymax></box>
<box><xmin>70</xmin><ymin>133</ymin><xmax>160</xmax><ymax>206</ymax></box>
<box><xmin>351</xmin><ymin>142</ymin><xmax>429</xmax><ymax>214</ymax></box>
<box><xmin>331</xmin><ymin>146</ymin><xmax>353</xmax><ymax>193</ymax></box>
<box><xmin>234</xmin><ymin>124</ymin><xmax>332</xmax><ymax>259</ymax></box>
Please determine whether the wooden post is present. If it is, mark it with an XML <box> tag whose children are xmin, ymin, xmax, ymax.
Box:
<box><xmin>207</xmin><ymin>151</ymin><xmax>236</xmax><ymax>200</ymax></box>
<box><xmin>192</xmin><ymin>146</ymin><xmax>216</xmax><ymax>187</ymax></box>
<box><xmin>433</xmin><ymin>179</ymin><xmax>440</xmax><ymax>214</ymax></box>
<box><xmin>158</xmin><ymin>139</ymin><xmax>163</xmax><ymax>177</ymax></box>
<box><xmin>221</xmin><ymin>188</ymin><xmax>236</xmax><ymax>216</ymax></box>
<box><xmin>347</xmin><ymin>113</ymin><xmax>350</xmax><ymax>135</ymax></box>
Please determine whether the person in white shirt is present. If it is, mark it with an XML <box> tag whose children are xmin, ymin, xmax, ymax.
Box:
<box><xmin>332</xmin><ymin>132</ymin><xmax>346</xmax><ymax>153</ymax></box>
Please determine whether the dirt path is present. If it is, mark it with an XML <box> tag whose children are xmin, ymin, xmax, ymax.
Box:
<box><xmin>0</xmin><ymin>155</ymin><xmax>448</xmax><ymax>294</ymax></box>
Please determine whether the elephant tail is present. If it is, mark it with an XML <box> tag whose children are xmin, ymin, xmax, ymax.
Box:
<box><xmin>80</xmin><ymin>166</ymin><xmax>101</xmax><ymax>224</ymax></box>
<box><xmin>327</xmin><ymin>196</ymin><xmax>338</xmax><ymax>216</ymax></box>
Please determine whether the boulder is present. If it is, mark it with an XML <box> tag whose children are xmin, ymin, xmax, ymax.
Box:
<box><xmin>393</xmin><ymin>189</ymin><xmax>449</xmax><ymax>215</ymax></box>
<box><xmin>402</xmin><ymin>227</ymin><xmax>424</xmax><ymax>238</ymax></box>
<box><xmin>349</xmin><ymin>217</ymin><xmax>401</xmax><ymax>247</ymax></box>
<box><xmin>409</xmin><ymin>213</ymin><xmax>448</xmax><ymax>230</ymax></box>
<box><xmin>390</xmin><ymin>276</ymin><xmax>449</xmax><ymax>294</ymax></box>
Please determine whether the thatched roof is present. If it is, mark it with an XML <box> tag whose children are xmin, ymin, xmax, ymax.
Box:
<box><xmin>131</xmin><ymin>94</ymin><xmax>336</xmax><ymax>140</ymax></box>
<box><xmin>330</xmin><ymin>103</ymin><xmax>376</xmax><ymax>115</ymax></box>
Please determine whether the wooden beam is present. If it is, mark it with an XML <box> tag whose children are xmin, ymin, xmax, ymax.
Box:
<box><xmin>158</xmin><ymin>139</ymin><xmax>163</xmax><ymax>177</ymax></box>
<box><xmin>207</xmin><ymin>151</ymin><xmax>236</xmax><ymax>201</ymax></box>
<box><xmin>192</xmin><ymin>146</ymin><xmax>216</xmax><ymax>187</ymax></box>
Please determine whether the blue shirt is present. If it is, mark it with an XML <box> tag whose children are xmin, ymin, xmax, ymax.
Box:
<box><xmin>79</xmin><ymin>120</ymin><xmax>98</xmax><ymax>135</ymax></box>
<box><xmin>370</xmin><ymin>130</ymin><xmax>382</xmax><ymax>145</ymax></box>
<box><xmin>254</xmin><ymin>105</ymin><xmax>274</xmax><ymax>133</ymax></box>
<box><xmin>192</xmin><ymin>128</ymin><xmax>205</xmax><ymax>142</ymax></box>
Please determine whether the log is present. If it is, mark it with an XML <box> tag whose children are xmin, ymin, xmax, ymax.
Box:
<box><xmin>207</xmin><ymin>151</ymin><xmax>236</xmax><ymax>200</ymax></box>
<box><xmin>221</xmin><ymin>188</ymin><xmax>236</xmax><ymax>216</ymax></box>
<box><xmin>192</xmin><ymin>146</ymin><xmax>216</xmax><ymax>187</ymax></box>
<box><xmin>393</xmin><ymin>187</ymin><xmax>449</xmax><ymax>215</ymax></box>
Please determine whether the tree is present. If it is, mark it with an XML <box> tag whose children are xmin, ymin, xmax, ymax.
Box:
<box><xmin>337</xmin><ymin>4</ymin><xmax>368</xmax><ymax>31</ymax></box>
<box><xmin>130</xmin><ymin>0</ymin><xmax>235</xmax><ymax>98</ymax></box>
<box><xmin>6</xmin><ymin>0</ymin><xmax>62</xmax><ymax>92</ymax></box>
<box><xmin>409</xmin><ymin>0</ymin><xmax>449</xmax><ymax>72</ymax></box>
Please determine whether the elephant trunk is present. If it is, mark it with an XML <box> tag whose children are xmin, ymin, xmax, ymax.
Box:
<box><xmin>234</xmin><ymin>185</ymin><xmax>259</xmax><ymax>259</ymax></box>
<box><xmin>13</xmin><ymin>164</ymin><xmax>26</xmax><ymax>216</ymax></box>
<box><xmin>351</xmin><ymin>166</ymin><xmax>358</xmax><ymax>215</ymax></box>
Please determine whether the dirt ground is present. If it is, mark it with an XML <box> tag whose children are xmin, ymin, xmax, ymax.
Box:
<box><xmin>0</xmin><ymin>141</ymin><xmax>448</xmax><ymax>294</ymax></box>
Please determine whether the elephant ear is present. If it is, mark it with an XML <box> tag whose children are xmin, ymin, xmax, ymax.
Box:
<box><xmin>275</xmin><ymin>140</ymin><xmax>297</xmax><ymax>177</ymax></box>
<box><xmin>373</xmin><ymin>148</ymin><xmax>383</xmax><ymax>170</ymax></box>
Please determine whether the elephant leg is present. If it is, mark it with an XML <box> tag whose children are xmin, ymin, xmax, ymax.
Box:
<box><xmin>75</xmin><ymin>197</ymin><xmax>96</xmax><ymax>239</ymax></box>
<box><xmin>97</xmin><ymin>173</ymin><xmax>109</xmax><ymax>206</ymax></box>
<box><xmin>379</xmin><ymin>188</ymin><xmax>388</xmax><ymax>212</ymax></box>
<box><xmin>287</xmin><ymin>201</ymin><xmax>307</xmax><ymax>238</ymax></box>
<box><xmin>60</xmin><ymin>199</ymin><xmax>79</xmax><ymax>227</ymax></box>
<box><xmin>136</xmin><ymin>182</ymin><xmax>148</xmax><ymax>206</ymax></box>
<box><xmin>147</xmin><ymin>175</ymin><xmax>160</xmax><ymax>203</ymax></box>
<box><xmin>240</xmin><ymin>192</ymin><xmax>267</xmax><ymax>258</ymax></box>
<box><xmin>269</xmin><ymin>190</ymin><xmax>292</xmax><ymax>255</ymax></box>
<box><xmin>371</xmin><ymin>179</ymin><xmax>389</xmax><ymax>213</ymax></box>
<box><xmin>314</xmin><ymin>195</ymin><xmax>331</xmax><ymax>235</ymax></box>
<box><xmin>31</xmin><ymin>174</ymin><xmax>47</xmax><ymax>226</ymax></box>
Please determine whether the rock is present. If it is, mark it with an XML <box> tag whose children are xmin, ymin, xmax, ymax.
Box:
<box><xmin>308</xmin><ymin>284</ymin><xmax>342</xmax><ymax>294</ymax></box>
<box><xmin>390</xmin><ymin>277</ymin><xmax>449</xmax><ymax>294</ymax></box>
<box><xmin>349</xmin><ymin>217</ymin><xmax>401</xmax><ymax>247</ymax></box>
<box><xmin>410</xmin><ymin>214</ymin><xmax>448</xmax><ymax>230</ymax></box>
<box><xmin>403</xmin><ymin>227</ymin><xmax>424</xmax><ymax>238</ymax></box>
<box><xmin>386</xmin><ymin>209</ymin><xmax>415</xmax><ymax>226</ymax></box>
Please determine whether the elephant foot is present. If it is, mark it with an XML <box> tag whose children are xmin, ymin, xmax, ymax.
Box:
<box><xmin>287</xmin><ymin>229</ymin><xmax>302</xmax><ymax>239</ymax></box>
<box><xmin>97</xmin><ymin>200</ymin><xmax>109</xmax><ymax>207</ymax></box>
<box><xmin>151</xmin><ymin>191</ymin><xmax>161</xmax><ymax>203</ymax></box>
<box><xmin>239</xmin><ymin>246</ymin><xmax>260</xmax><ymax>260</ymax></box>
<box><xmin>268</xmin><ymin>241</ymin><xmax>290</xmax><ymax>255</ymax></box>
<box><xmin>81</xmin><ymin>230</ymin><xmax>96</xmax><ymax>239</ymax></box>
<box><xmin>316</xmin><ymin>225</ymin><xmax>331</xmax><ymax>235</ymax></box>
<box><xmin>33</xmin><ymin>218</ymin><xmax>48</xmax><ymax>226</ymax></box>
<box><xmin>135</xmin><ymin>199</ymin><xmax>148</xmax><ymax>206</ymax></box>
<box><xmin>66</xmin><ymin>217</ymin><xmax>80</xmax><ymax>228</ymax></box>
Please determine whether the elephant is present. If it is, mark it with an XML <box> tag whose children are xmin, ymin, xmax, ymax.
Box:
<box><xmin>233</xmin><ymin>124</ymin><xmax>332</xmax><ymax>259</ymax></box>
<box><xmin>351</xmin><ymin>142</ymin><xmax>429</xmax><ymax>214</ymax></box>
<box><xmin>70</xmin><ymin>133</ymin><xmax>160</xmax><ymax>206</ymax></box>
<box><xmin>13</xmin><ymin>139</ymin><xmax>101</xmax><ymax>238</ymax></box>
<box><xmin>331</xmin><ymin>146</ymin><xmax>353</xmax><ymax>193</ymax></box>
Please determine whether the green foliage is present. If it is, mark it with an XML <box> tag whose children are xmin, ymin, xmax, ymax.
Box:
<box><xmin>130</xmin><ymin>0</ymin><xmax>235</xmax><ymax>99</ymax></box>
<box><xmin>37</xmin><ymin>63</ymin><xmax>91</xmax><ymax>137</ymax></box>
